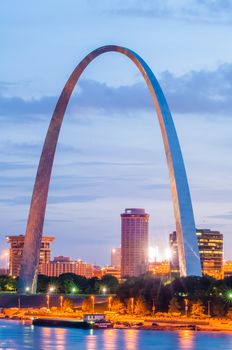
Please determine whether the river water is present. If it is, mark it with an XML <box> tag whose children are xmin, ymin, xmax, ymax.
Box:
<box><xmin>1</xmin><ymin>320</ymin><xmax>232</xmax><ymax>349</ymax></box>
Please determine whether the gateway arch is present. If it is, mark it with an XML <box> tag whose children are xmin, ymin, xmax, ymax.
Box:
<box><xmin>18</xmin><ymin>45</ymin><xmax>202</xmax><ymax>293</ymax></box>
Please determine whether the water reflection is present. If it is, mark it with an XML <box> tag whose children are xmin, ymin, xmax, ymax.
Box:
<box><xmin>54</xmin><ymin>328</ymin><xmax>66</xmax><ymax>350</ymax></box>
<box><xmin>86</xmin><ymin>329</ymin><xmax>97</xmax><ymax>350</ymax></box>
<box><xmin>2</xmin><ymin>321</ymin><xmax>232</xmax><ymax>350</ymax></box>
<box><xmin>124</xmin><ymin>329</ymin><xmax>138</xmax><ymax>350</ymax></box>
<box><xmin>178</xmin><ymin>330</ymin><xmax>194</xmax><ymax>350</ymax></box>
<box><xmin>103</xmin><ymin>329</ymin><xmax>117</xmax><ymax>350</ymax></box>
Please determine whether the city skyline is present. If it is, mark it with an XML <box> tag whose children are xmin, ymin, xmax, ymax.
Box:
<box><xmin>1</xmin><ymin>1</ymin><xmax>232</xmax><ymax>266</ymax></box>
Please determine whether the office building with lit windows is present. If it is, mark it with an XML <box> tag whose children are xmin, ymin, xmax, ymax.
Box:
<box><xmin>197</xmin><ymin>229</ymin><xmax>223</xmax><ymax>279</ymax></box>
<box><xmin>40</xmin><ymin>256</ymin><xmax>93</xmax><ymax>278</ymax></box>
<box><xmin>169</xmin><ymin>229</ymin><xmax>223</xmax><ymax>279</ymax></box>
<box><xmin>6</xmin><ymin>235</ymin><xmax>54</xmax><ymax>276</ymax></box>
<box><xmin>148</xmin><ymin>260</ymin><xmax>170</xmax><ymax>278</ymax></box>
<box><xmin>223</xmin><ymin>260</ymin><xmax>232</xmax><ymax>278</ymax></box>
<box><xmin>121</xmin><ymin>208</ymin><xmax>149</xmax><ymax>277</ymax></box>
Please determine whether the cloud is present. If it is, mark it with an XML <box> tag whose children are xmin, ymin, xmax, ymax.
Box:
<box><xmin>1</xmin><ymin>62</ymin><xmax>232</xmax><ymax>123</ymax></box>
<box><xmin>160</xmin><ymin>64</ymin><xmax>232</xmax><ymax>114</ymax></box>
<box><xmin>0</xmin><ymin>194</ymin><xmax>102</xmax><ymax>206</ymax></box>
<box><xmin>208</xmin><ymin>211</ymin><xmax>232</xmax><ymax>220</ymax></box>
<box><xmin>0</xmin><ymin>142</ymin><xmax>82</xmax><ymax>159</ymax></box>
<box><xmin>0</xmin><ymin>162</ymin><xmax>34</xmax><ymax>171</ymax></box>
<box><xmin>109</xmin><ymin>0</ymin><xmax>232</xmax><ymax>24</ymax></box>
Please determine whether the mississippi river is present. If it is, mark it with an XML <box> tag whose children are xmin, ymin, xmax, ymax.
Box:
<box><xmin>1</xmin><ymin>320</ymin><xmax>232</xmax><ymax>349</ymax></box>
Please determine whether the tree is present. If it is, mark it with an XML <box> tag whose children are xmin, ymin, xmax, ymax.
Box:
<box><xmin>37</xmin><ymin>275</ymin><xmax>52</xmax><ymax>293</ymax></box>
<box><xmin>191</xmin><ymin>300</ymin><xmax>205</xmax><ymax>318</ymax></box>
<box><xmin>226</xmin><ymin>308</ymin><xmax>232</xmax><ymax>319</ymax></box>
<box><xmin>212</xmin><ymin>301</ymin><xmax>225</xmax><ymax>317</ymax></box>
<box><xmin>111</xmin><ymin>297</ymin><xmax>126</xmax><ymax>314</ymax></box>
<box><xmin>101</xmin><ymin>275</ymin><xmax>119</xmax><ymax>293</ymax></box>
<box><xmin>168</xmin><ymin>297</ymin><xmax>181</xmax><ymax>315</ymax></box>
<box><xmin>58</xmin><ymin>273</ymin><xmax>88</xmax><ymax>294</ymax></box>
<box><xmin>134</xmin><ymin>296</ymin><xmax>147</xmax><ymax>316</ymax></box>
<box><xmin>63</xmin><ymin>298</ymin><xmax>74</xmax><ymax>312</ymax></box>
<box><xmin>0</xmin><ymin>275</ymin><xmax>17</xmax><ymax>292</ymax></box>
<box><xmin>82</xmin><ymin>297</ymin><xmax>93</xmax><ymax>313</ymax></box>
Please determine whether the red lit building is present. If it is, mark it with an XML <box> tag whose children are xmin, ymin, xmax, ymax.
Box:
<box><xmin>6</xmin><ymin>235</ymin><xmax>54</xmax><ymax>276</ymax></box>
<box><xmin>121</xmin><ymin>208</ymin><xmax>149</xmax><ymax>277</ymax></box>
<box><xmin>40</xmin><ymin>256</ymin><xmax>94</xmax><ymax>278</ymax></box>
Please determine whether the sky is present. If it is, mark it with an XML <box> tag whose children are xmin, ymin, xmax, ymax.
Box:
<box><xmin>0</xmin><ymin>0</ymin><xmax>232</xmax><ymax>266</ymax></box>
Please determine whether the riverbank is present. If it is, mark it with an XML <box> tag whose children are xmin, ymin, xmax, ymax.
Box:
<box><xmin>2</xmin><ymin>313</ymin><xmax>232</xmax><ymax>332</ymax></box>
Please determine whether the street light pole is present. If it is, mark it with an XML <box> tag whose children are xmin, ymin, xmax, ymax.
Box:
<box><xmin>184</xmin><ymin>298</ymin><xmax>189</xmax><ymax>318</ymax></box>
<box><xmin>152</xmin><ymin>299</ymin><xmax>155</xmax><ymax>316</ymax></box>
<box><xmin>91</xmin><ymin>295</ymin><xmax>95</xmax><ymax>314</ymax></box>
<box><xmin>208</xmin><ymin>300</ymin><xmax>211</xmax><ymax>317</ymax></box>
<box><xmin>46</xmin><ymin>294</ymin><xmax>50</xmax><ymax>309</ymax></box>
<box><xmin>108</xmin><ymin>296</ymin><xmax>112</xmax><ymax>311</ymax></box>
<box><xmin>60</xmin><ymin>295</ymin><xmax>64</xmax><ymax>310</ymax></box>
<box><xmin>131</xmin><ymin>297</ymin><xmax>134</xmax><ymax>316</ymax></box>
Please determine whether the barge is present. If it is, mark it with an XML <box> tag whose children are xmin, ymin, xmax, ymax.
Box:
<box><xmin>32</xmin><ymin>318</ymin><xmax>91</xmax><ymax>329</ymax></box>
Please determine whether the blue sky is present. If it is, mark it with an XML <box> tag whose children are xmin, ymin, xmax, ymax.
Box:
<box><xmin>0</xmin><ymin>0</ymin><xmax>232</xmax><ymax>265</ymax></box>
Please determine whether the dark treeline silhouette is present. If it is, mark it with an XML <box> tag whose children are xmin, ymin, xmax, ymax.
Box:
<box><xmin>116</xmin><ymin>273</ymin><xmax>232</xmax><ymax>317</ymax></box>
<box><xmin>1</xmin><ymin>272</ymin><xmax>232</xmax><ymax>317</ymax></box>
<box><xmin>0</xmin><ymin>273</ymin><xmax>119</xmax><ymax>295</ymax></box>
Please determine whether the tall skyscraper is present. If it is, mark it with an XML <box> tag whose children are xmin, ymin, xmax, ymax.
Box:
<box><xmin>169</xmin><ymin>229</ymin><xmax>224</xmax><ymax>279</ymax></box>
<box><xmin>196</xmin><ymin>229</ymin><xmax>223</xmax><ymax>279</ymax></box>
<box><xmin>121</xmin><ymin>208</ymin><xmax>149</xmax><ymax>277</ymax></box>
<box><xmin>111</xmin><ymin>247</ymin><xmax>121</xmax><ymax>268</ymax></box>
<box><xmin>6</xmin><ymin>235</ymin><xmax>54</xmax><ymax>276</ymax></box>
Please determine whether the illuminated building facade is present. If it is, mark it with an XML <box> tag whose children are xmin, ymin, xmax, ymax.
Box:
<box><xmin>6</xmin><ymin>235</ymin><xmax>54</xmax><ymax>277</ymax></box>
<box><xmin>111</xmin><ymin>248</ymin><xmax>121</xmax><ymax>269</ymax></box>
<box><xmin>101</xmin><ymin>266</ymin><xmax>121</xmax><ymax>280</ymax></box>
<box><xmin>170</xmin><ymin>229</ymin><xmax>224</xmax><ymax>279</ymax></box>
<box><xmin>121</xmin><ymin>208</ymin><xmax>149</xmax><ymax>277</ymax></box>
<box><xmin>148</xmin><ymin>261</ymin><xmax>170</xmax><ymax>277</ymax></box>
<box><xmin>40</xmin><ymin>256</ymin><xmax>93</xmax><ymax>278</ymax></box>
<box><xmin>197</xmin><ymin>229</ymin><xmax>223</xmax><ymax>279</ymax></box>
<box><xmin>223</xmin><ymin>260</ymin><xmax>232</xmax><ymax>278</ymax></box>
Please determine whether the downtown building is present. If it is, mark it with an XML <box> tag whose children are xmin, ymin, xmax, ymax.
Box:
<box><xmin>148</xmin><ymin>260</ymin><xmax>170</xmax><ymax>278</ymax></box>
<box><xmin>121</xmin><ymin>208</ymin><xmax>149</xmax><ymax>277</ymax></box>
<box><xmin>111</xmin><ymin>247</ymin><xmax>121</xmax><ymax>269</ymax></box>
<box><xmin>169</xmin><ymin>229</ymin><xmax>224</xmax><ymax>279</ymax></box>
<box><xmin>40</xmin><ymin>256</ymin><xmax>94</xmax><ymax>278</ymax></box>
<box><xmin>6</xmin><ymin>235</ymin><xmax>54</xmax><ymax>276</ymax></box>
<box><xmin>223</xmin><ymin>260</ymin><xmax>232</xmax><ymax>278</ymax></box>
<box><xmin>93</xmin><ymin>265</ymin><xmax>121</xmax><ymax>280</ymax></box>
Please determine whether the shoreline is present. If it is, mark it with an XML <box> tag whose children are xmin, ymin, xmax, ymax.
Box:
<box><xmin>1</xmin><ymin>316</ymin><xmax>232</xmax><ymax>333</ymax></box>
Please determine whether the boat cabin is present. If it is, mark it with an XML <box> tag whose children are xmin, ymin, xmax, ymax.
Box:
<box><xmin>83</xmin><ymin>314</ymin><xmax>105</xmax><ymax>322</ymax></box>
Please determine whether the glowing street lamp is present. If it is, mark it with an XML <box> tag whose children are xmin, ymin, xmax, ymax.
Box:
<box><xmin>59</xmin><ymin>295</ymin><xmax>64</xmax><ymax>310</ymax></box>
<box><xmin>184</xmin><ymin>298</ymin><xmax>189</xmax><ymax>317</ymax></box>
<box><xmin>46</xmin><ymin>294</ymin><xmax>50</xmax><ymax>309</ymax></box>
<box><xmin>227</xmin><ymin>291</ymin><xmax>232</xmax><ymax>301</ymax></box>
<box><xmin>108</xmin><ymin>296</ymin><xmax>112</xmax><ymax>311</ymax></box>
<box><xmin>91</xmin><ymin>295</ymin><xmax>95</xmax><ymax>314</ymax></box>
<box><xmin>152</xmin><ymin>299</ymin><xmax>156</xmax><ymax>315</ymax></box>
<box><xmin>102</xmin><ymin>286</ymin><xmax>107</xmax><ymax>295</ymax></box>
<box><xmin>25</xmin><ymin>286</ymin><xmax>30</xmax><ymax>293</ymax></box>
<box><xmin>49</xmin><ymin>286</ymin><xmax>56</xmax><ymax>293</ymax></box>
<box><xmin>130</xmin><ymin>297</ymin><xmax>134</xmax><ymax>315</ymax></box>
<box><xmin>71</xmin><ymin>287</ymin><xmax>77</xmax><ymax>294</ymax></box>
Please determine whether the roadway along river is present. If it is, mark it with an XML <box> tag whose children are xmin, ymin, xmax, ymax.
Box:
<box><xmin>1</xmin><ymin>320</ymin><xmax>232</xmax><ymax>349</ymax></box>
